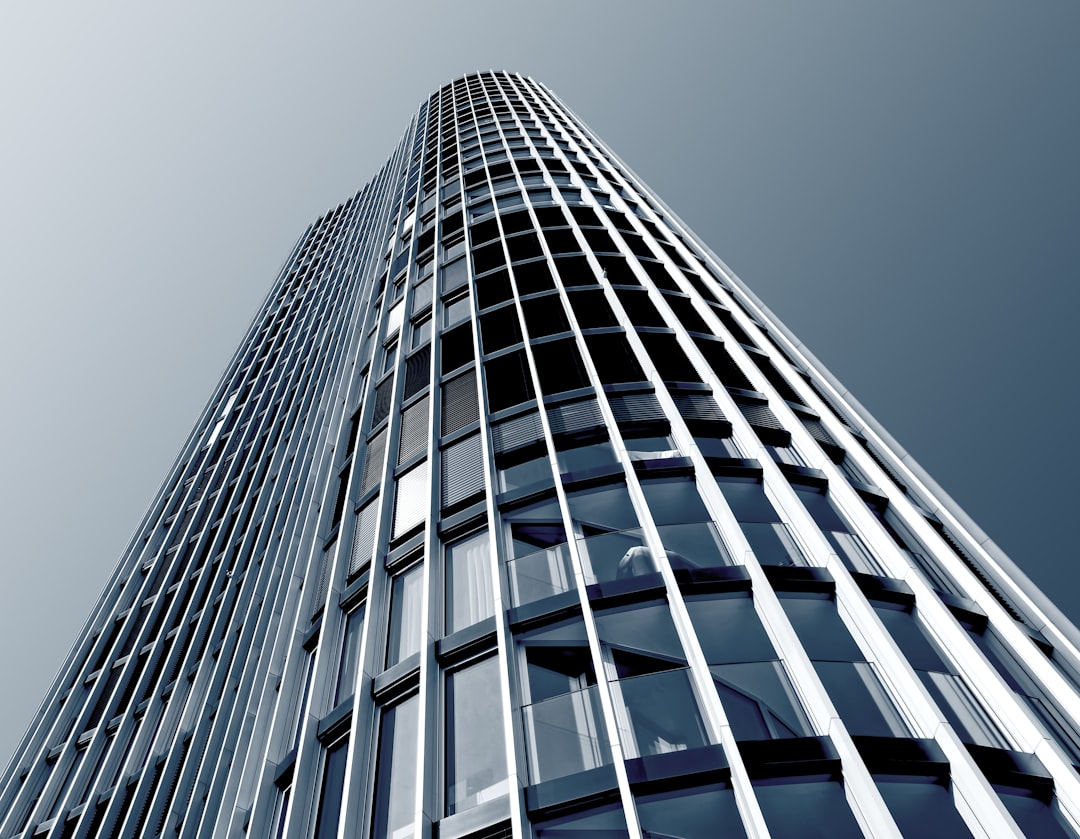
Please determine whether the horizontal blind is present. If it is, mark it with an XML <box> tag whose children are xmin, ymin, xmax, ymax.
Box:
<box><xmin>491</xmin><ymin>411</ymin><xmax>543</xmax><ymax>454</ymax></box>
<box><xmin>442</xmin><ymin>434</ymin><xmax>485</xmax><ymax>509</ymax></box>
<box><xmin>398</xmin><ymin>396</ymin><xmax>430</xmax><ymax>464</ymax></box>
<box><xmin>442</xmin><ymin>369</ymin><xmax>479</xmax><ymax>435</ymax></box>
<box><xmin>547</xmin><ymin>399</ymin><xmax>602</xmax><ymax>437</ymax></box>
<box><xmin>360</xmin><ymin>431</ymin><xmax>387</xmax><ymax>495</ymax></box>
<box><xmin>350</xmin><ymin>498</ymin><xmax>379</xmax><ymax>577</ymax></box>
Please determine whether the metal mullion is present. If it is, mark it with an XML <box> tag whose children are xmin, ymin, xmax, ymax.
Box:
<box><xmin>563</xmin><ymin>142</ymin><xmax>909</xmax><ymax>834</ymax></box>
<box><xmin>486</xmin><ymin>92</ymin><xmax>642</xmax><ymax>839</ymax></box>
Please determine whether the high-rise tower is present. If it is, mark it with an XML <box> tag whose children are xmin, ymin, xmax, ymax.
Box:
<box><xmin>3</xmin><ymin>71</ymin><xmax>1079</xmax><ymax>838</ymax></box>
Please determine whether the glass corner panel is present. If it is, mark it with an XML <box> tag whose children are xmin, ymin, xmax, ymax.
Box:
<box><xmin>521</xmin><ymin>685</ymin><xmax>612</xmax><ymax>783</ymax></box>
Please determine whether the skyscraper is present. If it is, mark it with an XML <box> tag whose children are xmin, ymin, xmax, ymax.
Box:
<box><xmin>3</xmin><ymin>68</ymin><xmax>1079</xmax><ymax>837</ymax></box>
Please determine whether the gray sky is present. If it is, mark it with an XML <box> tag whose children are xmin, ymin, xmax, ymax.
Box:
<box><xmin>1</xmin><ymin>3</ymin><xmax>1077</xmax><ymax>766</ymax></box>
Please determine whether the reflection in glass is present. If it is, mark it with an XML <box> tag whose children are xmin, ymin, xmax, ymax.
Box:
<box><xmin>519</xmin><ymin>622</ymin><xmax>610</xmax><ymax>783</ymax></box>
<box><xmin>313</xmin><ymin>738</ymin><xmax>349</xmax><ymax>839</ymax></box>
<box><xmin>754</xmin><ymin>778</ymin><xmax>863</xmax><ymax>839</ymax></box>
<box><xmin>386</xmin><ymin>565</ymin><xmax>423</xmax><ymax>667</ymax></box>
<box><xmin>505</xmin><ymin>498</ymin><xmax>571</xmax><ymax>605</ymax></box>
<box><xmin>445</xmin><ymin>531</ymin><xmax>493</xmax><ymax>634</ymax></box>
<box><xmin>875</xmin><ymin>778</ymin><xmax>974</xmax><ymax>839</ymax></box>
<box><xmin>532</xmin><ymin>802</ymin><xmax>628</xmax><ymax>838</ymax></box>
<box><xmin>522</xmin><ymin>686</ymin><xmax>611</xmax><ymax>783</ymax></box>
<box><xmin>335</xmin><ymin>605</ymin><xmax>366</xmax><ymax>704</ymax></box>
<box><xmin>612</xmin><ymin>668</ymin><xmax>709</xmax><ymax>758</ymax></box>
<box><xmin>711</xmin><ymin>662</ymin><xmax>811</xmax><ymax>740</ymax></box>
<box><xmin>578</xmin><ymin>527</ymin><xmax>649</xmax><ymax>584</ymax></box>
<box><xmin>814</xmin><ymin>661</ymin><xmax>909</xmax><ymax>738</ymax></box>
<box><xmin>371</xmin><ymin>696</ymin><xmax>419</xmax><ymax>839</ymax></box>
<box><xmin>447</xmin><ymin>657</ymin><xmax>508</xmax><ymax>814</ymax></box>
<box><xmin>741</xmin><ymin>521</ymin><xmax>805</xmax><ymax>566</ymax></box>
<box><xmin>656</xmin><ymin>521</ymin><xmax>730</xmax><ymax>570</ymax></box>
<box><xmin>637</xmin><ymin>782</ymin><xmax>748</xmax><ymax>839</ymax></box>
<box><xmin>507</xmin><ymin>543</ymin><xmax>573</xmax><ymax>606</ymax></box>
<box><xmin>555</xmin><ymin>439</ymin><xmax>618</xmax><ymax>475</ymax></box>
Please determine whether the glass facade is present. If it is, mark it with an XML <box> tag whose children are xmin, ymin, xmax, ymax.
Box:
<box><xmin>2</xmin><ymin>71</ymin><xmax>1080</xmax><ymax>839</ymax></box>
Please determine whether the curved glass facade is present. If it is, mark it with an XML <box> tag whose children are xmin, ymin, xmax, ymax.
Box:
<box><xmin>2</xmin><ymin>71</ymin><xmax>1080</xmax><ymax>839</ymax></box>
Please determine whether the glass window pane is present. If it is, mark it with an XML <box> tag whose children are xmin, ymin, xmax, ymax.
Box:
<box><xmin>997</xmin><ymin>788</ymin><xmax>1078</xmax><ymax>839</ymax></box>
<box><xmin>639</xmin><ymin>476</ymin><xmax>711</xmax><ymax>525</ymax></box>
<box><xmin>532</xmin><ymin>802</ymin><xmax>628</xmax><ymax>838</ymax></box>
<box><xmin>567</xmin><ymin>483</ymin><xmax>639</xmax><ymax>533</ymax></box>
<box><xmin>742</xmin><ymin>521</ymin><xmax>804</xmax><ymax>566</ymax></box>
<box><xmin>780</xmin><ymin>596</ymin><xmax>865</xmax><ymax>662</ymax></box>
<box><xmin>754</xmin><ymin>779</ymin><xmax>863</xmax><ymax>839</ymax></box>
<box><xmin>686</xmin><ymin>595</ymin><xmax>777</xmax><ymax>664</ymax></box>
<box><xmin>445</xmin><ymin>530</ymin><xmax>494</xmax><ymax>634</ymax></box>
<box><xmin>873</xmin><ymin>606</ymin><xmax>950</xmax><ymax>673</ymax></box>
<box><xmin>710</xmin><ymin>661</ymin><xmax>811</xmax><ymax>740</ymax></box>
<box><xmin>595</xmin><ymin>602</ymin><xmax>686</xmax><ymax>663</ymax></box>
<box><xmin>876</xmin><ymin>779</ymin><xmax>974</xmax><ymax>839</ymax></box>
<box><xmin>636</xmin><ymin>783</ymin><xmax>747</xmax><ymax>839</ymax></box>
<box><xmin>335</xmin><ymin>605</ymin><xmax>366</xmax><ymax>704</ymax></box>
<box><xmin>555</xmin><ymin>439</ymin><xmax>618</xmax><ymax>475</ymax></box>
<box><xmin>446</xmin><ymin>657</ymin><xmax>508</xmax><ymax>814</ymax></box>
<box><xmin>387</xmin><ymin>565</ymin><xmax>423</xmax><ymax>667</ymax></box>
<box><xmin>716</xmin><ymin>477</ymin><xmax>782</xmax><ymax>523</ymax></box>
<box><xmin>372</xmin><ymin>696</ymin><xmax>419</xmax><ymax>839</ymax></box>
<box><xmin>615</xmin><ymin>668</ymin><xmax>709</xmax><ymax>758</ymax></box>
<box><xmin>791</xmin><ymin>485</ymin><xmax>850</xmax><ymax>533</ymax></box>
<box><xmin>313</xmin><ymin>738</ymin><xmax>349</xmax><ymax>839</ymax></box>
<box><xmin>814</xmin><ymin>660</ymin><xmax>909</xmax><ymax>738</ymax></box>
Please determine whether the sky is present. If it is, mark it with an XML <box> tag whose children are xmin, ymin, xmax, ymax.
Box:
<box><xmin>1</xmin><ymin>2</ymin><xmax>1077</xmax><ymax>767</ymax></box>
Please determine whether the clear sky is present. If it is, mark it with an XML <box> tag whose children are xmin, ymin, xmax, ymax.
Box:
<box><xmin>1</xmin><ymin>2</ymin><xmax>1077</xmax><ymax>766</ymax></box>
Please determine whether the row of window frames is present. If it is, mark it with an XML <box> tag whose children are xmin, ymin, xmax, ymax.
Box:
<box><xmin>313</xmin><ymin>588</ymin><xmax>1038</xmax><ymax>834</ymax></box>
<box><xmin>305</xmin><ymin>652</ymin><xmax>507</xmax><ymax>839</ymax></box>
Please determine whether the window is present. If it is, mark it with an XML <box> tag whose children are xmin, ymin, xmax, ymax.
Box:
<box><xmin>636</xmin><ymin>783</ymin><xmax>747</xmax><ymax>839</ymax></box>
<box><xmin>874</xmin><ymin>603</ymin><xmax>1008</xmax><ymax>748</ymax></box>
<box><xmin>754</xmin><ymin>778</ymin><xmax>863</xmax><ymax>839</ymax></box>
<box><xmin>780</xmin><ymin>595</ymin><xmax>909</xmax><ymax>738</ymax></box>
<box><xmin>313</xmin><ymin>738</ymin><xmax>349</xmax><ymax>839</ymax></box>
<box><xmin>484</xmin><ymin>349</ymin><xmax>535</xmax><ymax>412</ymax></box>
<box><xmin>555</xmin><ymin>436</ymin><xmax>618</xmax><ymax>476</ymax></box>
<box><xmin>496</xmin><ymin>445</ymin><xmax>551</xmax><ymax>494</ymax></box>
<box><xmin>686</xmin><ymin>594</ymin><xmax>811</xmax><ymax>741</ymax></box>
<box><xmin>504</xmin><ymin>497</ymin><xmax>572</xmax><ymax>606</ymax></box>
<box><xmin>409</xmin><ymin>317</ymin><xmax>431</xmax><ymax>350</ymax></box>
<box><xmin>446</xmin><ymin>657</ymin><xmax>508</xmax><ymax>814</ymax></box>
<box><xmin>371</xmin><ymin>696</ymin><xmax>419</xmax><ymax>839</ymax></box>
<box><xmin>518</xmin><ymin>619</ymin><xmax>610</xmax><ymax>783</ymax></box>
<box><xmin>875</xmin><ymin>777</ymin><xmax>973</xmax><ymax>839</ymax></box>
<box><xmin>445</xmin><ymin>530</ymin><xmax>494</xmax><ymax>635</ymax></box>
<box><xmin>335</xmin><ymin>605</ymin><xmax>365</xmax><ymax>704</ymax></box>
<box><xmin>443</xmin><ymin>294</ymin><xmax>471</xmax><ymax>329</ymax></box>
<box><xmin>595</xmin><ymin>602</ymin><xmax>709</xmax><ymax>757</ymax></box>
<box><xmin>567</xmin><ymin>481</ymin><xmax>645</xmax><ymax>584</ymax></box>
<box><xmin>792</xmin><ymin>484</ymin><xmax>883</xmax><ymax>575</ymax></box>
<box><xmin>386</xmin><ymin>564</ymin><xmax>423</xmax><ymax>668</ymax></box>
<box><xmin>640</xmin><ymin>476</ymin><xmax>730</xmax><ymax>571</ymax></box>
<box><xmin>392</xmin><ymin>461</ymin><xmax>428</xmax><ymax>539</ymax></box>
<box><xmin>715</xmin><ymin>476</ymin><xmax>804</xmax><ymax>567</ymax></box>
